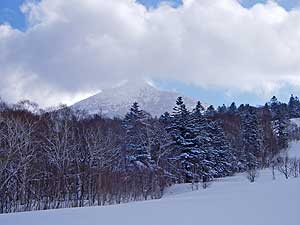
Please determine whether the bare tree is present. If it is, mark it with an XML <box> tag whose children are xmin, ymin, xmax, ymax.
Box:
<box><xmin>246</xmin><ymin>168</ymin><xmax>259</xmax><ymax>183</ymax></box>
<box><xmin>0</xmin><ymin>114</ymin><xmax>39</xmax><ymax>212</ymax></box>
<box><xmin>289</xmin><ymin>158</ymin><xmax>299</xmax><ymax>178</ymax></box>
<box><xmin>277</xmin><ymin>155</ymin><xmax>291</xmax><ymax>179</ymax></box>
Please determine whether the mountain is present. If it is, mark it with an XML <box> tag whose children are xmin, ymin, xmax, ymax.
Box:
<box><xmin>72</xmin><ymin>80</ymin><xmax>204</xmax><ymax>118</ymax></box>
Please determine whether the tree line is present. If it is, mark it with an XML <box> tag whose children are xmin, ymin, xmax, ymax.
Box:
<box><xmin>0</xmin><ymin>94</ymin><xmax>299</xmax><ymax>213</ymax></box>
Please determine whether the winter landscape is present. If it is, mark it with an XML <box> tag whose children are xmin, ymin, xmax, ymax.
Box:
<box><xmin>2</xmin><ymin>169</ymin><xmax>300</xmax><ymax>225</ymax></box>
<box><xmin>1</xmin><ymin>0</ymin><xmax>300</xmax><ymax>225</ymax></box>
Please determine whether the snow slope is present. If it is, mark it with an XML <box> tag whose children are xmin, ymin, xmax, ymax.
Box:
<box><xmin>287</xmin><ymin>141</ymin><xmax>300</xmax><ymax>159</ymax></box>
<box><xmin>287</xmin><ymin>118</ymin><xmax>300</xmax><ymax>158</ymax></box>
<box><xmin>290</xmin><ymin>118</ymin><xmax>300</xmax><ymax>127</ymax></box>
<box><xmin>71</xmin><ymin>80</ymin><xmax>203</xmax><ymax>118</ymax></box>
<box><xmin>1</xmin><ymin>170</ymin><xmax>299</xmax><ymax>225</ymax></box>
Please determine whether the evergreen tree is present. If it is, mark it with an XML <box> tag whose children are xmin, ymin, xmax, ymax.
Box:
<box><xmin>186</xmin><ymin>101</ymin><xmax>212</xmax><ymax>182</ymax></box>
<box><xmin>187</xmin><ymin>102</ymin><xmax>236</xmax><ymax>181</ymax></box>
<box><xmin>228</xmin><ymin>102</ymin><xmax>237</xmax><ymax>114</ymax></box>
<box><xmin>288</xmin><ymin>94</ymin><xmax>300</xmax><ymax>118</ymax></box>
<box><xmin>270</xmin><ymin>96</ymin><xmax>279</xmax><ymax>106</ymax></box>
<box><xmin>167</xmin><ymin>97</ymin><xmax>190</xmax><ymax>141</ymax></box>
<box><xmin>238</xmin><ymin>104</ymin><xmax>245</xmax><ymax>112</ymax></box>
<box><xmin>268</xmin><ymin>96</ymin><xmax>289</xmax><ymax>120</ymax></box>
<box><xmin>167</xmin><ymin>97</ymin><xmax>196</xmax><ymax>182</ymax></box>
<box><xmin>205</xmin><ymin>105</ymin><xmax>216</xmax><ymax>117</ymax></box>
<box><xmin>195</xmin><ymin>101</ymin><xmax>205</xmax><ymax>112</ymax></box>
<box><xmin>159</xmin><ymin>112</ymin><xmax>172</xmax><ymax>125</ymax></box>
<box><xmin>240</xmin><ymin>105</ymin><xmax>261</xmax><ymax>170</ymax></box>
<box><xmin>217</xmin><ymin>104</ymin><xmax>227</xmax><ymax>114</ymax></box>
<box><xmin>267</xmin><ymin>97</ymin><xmax>289</xmax><ymax>150</ymax></box>
<box><xmin>122</xmin><ymin>102</ymin><xmax>152</xmax><ymax>170</ymax></box>
<box><xmin>273</xmin><ymin>117</ymin><xmax>289</xmax><ymax>150</ymax></box>
<box><xmin>208</xmin><ymin>121</ymin><xmax>236</xmax><ymax>177</ymax></box>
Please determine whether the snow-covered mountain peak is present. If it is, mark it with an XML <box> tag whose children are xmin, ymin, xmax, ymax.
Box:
<box><xmin>111</xmin><ymin>79</ymin><xmax>156</xmax><ymax>90</ymax></box>
<box><xmin>72</xmin><ymin>80</ymin><xmax>203</xmax><ymax>118</ymax></box>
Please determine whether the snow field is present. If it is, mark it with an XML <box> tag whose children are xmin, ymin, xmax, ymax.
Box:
<box><xmin>1</xmin><ymin>169</ymin><xmax>299</xmax><ymax>225</ymax></box>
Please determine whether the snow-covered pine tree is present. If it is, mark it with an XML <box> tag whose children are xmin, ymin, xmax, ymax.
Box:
<box><xmin>184</xmin><ymin>101</ymin><xmax>236</xmax><ymax>182</ymax></box>
<box><xmin>167</xmin><ymin>97</ymin><xmax>194</xmax><ymax>182</ymax></box>
<box><xmin>272</xmin><ymin>117</ymin><xmax>289</xmax><ymax>150</ymax></box>
<box><xmin>288</xmin><ymin>94</ymin><xmax>300</xmax><ymax>118</ymax></box>
<box><xmin>184</xmin><ymin>101</ymin><xmax>210</xmax><ymax>183</ymax></box>
<box><xmin>268</xmin><ymin>96</ymin><xmax>289</xmax><ymax>120</ymax></box>
<box><xmin>238</xmin><ymin>104</ymin><xmax>245</xmax><ymax>112</ymax></box>
<box><xmin>266</xmin><ymin>96</ymin><xmax>289</xmax><ymax>150</ymax></box>
<box><xmin>217</xmin><ymin>104</ymin><xmax>227</xmax><ymax>114</ymax></box>
<box><xmin>207</xmin><ymin>120</ymin><xmax>236</xmax><ymax>177</ymax></box>
<box><xmin>270</xmin><ymin>96</ymin><xmax>279</xmax><ymax>105</ymax></box>
<box><xmin>167</xmin><ymin>97</ymin><xmax>190</xmax><ymax>148</ymax></box>
<box><xmin>228</xmin><ymin>102</ymin><xmax>237</xmax><ymax>115</ymax></box>
<box><xmin>122</xmin><ymin>102</ymin><xmax>152</xmax><ymax>170</ymax></box>
<box><xmin>205</xmin><ymin>105</ymin><xmax>216</xmax><ymax>117</ymax></box>
<box><xmin>240</xmin><ymin>105</ymin><xmax>261</xmax><ymax>170</ymax></box>
<box><xmin>159</xmin><ymin>112</ymin><xmax>172</xmax><ymax>125</ymax></box>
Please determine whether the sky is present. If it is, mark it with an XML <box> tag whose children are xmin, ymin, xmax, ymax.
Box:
<box><xmin>0</xmin><ymin>0</ymin><xmax>300</xmax><ymax>107</ymax></box>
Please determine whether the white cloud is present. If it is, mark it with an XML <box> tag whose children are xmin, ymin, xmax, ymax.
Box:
<box><xmin>1</xmin><ymin>0</ymin><xmax>300</xmax><ymax>107</ymax></box>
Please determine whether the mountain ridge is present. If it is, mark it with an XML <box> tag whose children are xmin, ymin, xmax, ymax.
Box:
<box><xmin>72</xmin><ymin>80</ymin><xmax>206</xmax><ymax>118</ymax></box>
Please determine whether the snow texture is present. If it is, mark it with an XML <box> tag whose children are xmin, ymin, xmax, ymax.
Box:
<box><xmin>290</xmin><ymin>118</ymin><xmax>300</xmax><ymax>128</ymax></box>
<box><xmin>1</xmin><ymin>169</ymin><xmax>299</xmax><ymax>225</ymax></box>
<box><xmin>287</xmin><ymin>141</ymin><xmax>300</xmax><ymax>159</ymax></box>
<box><xmin>72</xmin><ymin>80</ymin><xmax>203</xmax><ymax>118</ymax></box>
<box><xmin>287</xmin><ymin>118</ymin><xmax>300</xmax><ymax>158</ymax></box>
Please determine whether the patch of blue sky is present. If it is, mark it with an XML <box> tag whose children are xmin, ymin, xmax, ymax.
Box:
<box><xmin>155</xmin><ymin>79</ymin><xmax>298</xmax><ymax>107</ymax></box>
<box><xmin>137</xmin><ymin>0</ymin><xmax>182</xmax><ymax>9</ymax></box>
<box><xmin>239</xmin><ymin>0</ymin><xmax>300</xmax><ymax>10</ymax></box>
<box><xmin>0</xmin><ymin>0</ymin><xmax>27</xmax><ymax>30</ymax></box>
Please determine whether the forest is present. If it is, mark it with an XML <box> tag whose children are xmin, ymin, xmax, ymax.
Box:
<box><xmin>0</xmin><ymin>95</ymin><xmax>300</xmax><ymax>213</ymax></box>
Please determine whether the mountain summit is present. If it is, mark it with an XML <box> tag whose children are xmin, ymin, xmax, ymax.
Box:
<box><xmin>72</xmin><ymin>80</ymin><xmax>203</xmax><ymax>118</ymax></box>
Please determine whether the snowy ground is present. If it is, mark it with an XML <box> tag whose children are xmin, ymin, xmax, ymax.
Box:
<box><xmin>1</xmin><ymin>169</ymin><xmax>299</xmax><ymax>225</ymax></box>
<box><xmin>290</xmin><ymin>118</ymin><xmax>300</xmax><ymax>127</ymax></box>
<box><xmin>287</xmin><ymin>140</ymin><xmax>300</xmax><ymax>159</ymax></box>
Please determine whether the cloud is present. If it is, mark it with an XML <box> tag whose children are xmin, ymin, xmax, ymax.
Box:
<box><xmin>0</xmin><ymin>0</ymin><xmax>300</xmax><ymax>107</ymax></box>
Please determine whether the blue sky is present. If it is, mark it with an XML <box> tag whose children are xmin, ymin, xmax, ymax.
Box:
<box><xmin>240</xmin><ymin>0</ymin><xmax>300</xmax><ymax>10</ymax></box>
<box><xmin>0</xmin><ymin>0</ymin><xmax>299</xmax><ymax>107</ymax></box>
<box><xmin>0</xmin><ymin>0</ymin><xmax>183</xmax><ymax>30</ymax></box>
<box><xmin>138</xmin><ymin>0</ymin><xmax>182</xmax><ymax>8</ymax></box>
<box><xmin>0</xmin><ymin>0</ymin><xmax>26</xmax><ymax>30</ymax></box>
